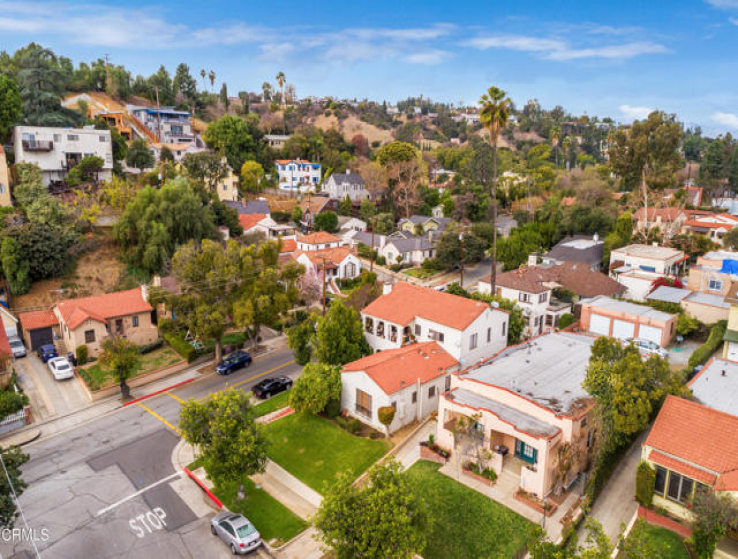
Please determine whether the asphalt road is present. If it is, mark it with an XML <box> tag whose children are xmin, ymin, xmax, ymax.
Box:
<box><xmin>0</xmin><ymin>347</ymin><xmax>302</xmax><ymax>559</ymax></box>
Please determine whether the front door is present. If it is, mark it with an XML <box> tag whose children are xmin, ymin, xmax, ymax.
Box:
<box><xmin>514</xmin><ymin>439</ymin><xmax>538</xmax><ymax>465</ymax></box>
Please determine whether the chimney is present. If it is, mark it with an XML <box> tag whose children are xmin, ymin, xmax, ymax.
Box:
<box><xmin>383</xmin><ymin>281</ymin><xmax>393</xmax><ymax>295</ymax></box>
<box><xmin>428</xmin><ymin>230</ymin><xmax>433</xmax><ymax>243</ymax></box>
<box><xmin>527</xmin><ymin>253</ymin><xmax>538</xmax><ymax>267</ymax></box>
<box><xmin>593</xmin><ymin>232</ymin><xmax>599</xmax><ymax>243</ymax></box>
<box><xmin>141</xmin><ymin>284</ymin><xmax>149</xmax><ymax>302</ymax></box>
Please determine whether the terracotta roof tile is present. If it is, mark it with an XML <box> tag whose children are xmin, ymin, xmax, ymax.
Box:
<box><xmin>299</xmin><ymin>232</ymin><xmax>342</xmax><ymax>244</ymax></box>
<box><xmin>362</xmin><ymin>282</ymin><xmax>490</xmax><ymax>330</ymax></box>
<box><xmin>648</xmin><ymin>450</ymin><xmax>717</xmax><ymax>485</ymax></box>
<box><xmin>18</xmin><ymin>309</ymin><xmax>59</xmax><ymax>330</ymax></box>
<box><xmin>645</xmin><ymin>396</ymin><xmax>738</xmax><ymax>490</ymax></box>
<box><xmin>0</xmin><ymin>324</ymin><xmax>10</xmax><ymax>355</ymax></box>
<box><xmin>238</xmin><ymin>213</ymin><xmax>266</xmax><ymax>232</ymax></box>
<box><xmin>279</xmin><ymin>239</ymin><xmax>297</xmax><ymax>253</ymax></box>
<box><xmin>55</xmin><ymin>288</ymin><xmax>152</xmax><ymax>330</ymax></box>
<box><xmin>296</xmin><ymin>247</ymin><xmax>354</xmax><ymax>267</ymax></box>
<box><xmin>342</xmin><ymin>342</ymin><xmax>458</xmax><ymax>395</ymax></box>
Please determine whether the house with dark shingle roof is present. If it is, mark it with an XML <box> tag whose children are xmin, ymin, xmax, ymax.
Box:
<box><xmin>323</xmin><ymin>170</ymin><xmax>369</xmax><ymax>203</ymax></box>
<box><xmin>379</xmin><ymin>235</ymin><xmax>435</xmax><ymax>265</ymax></box>
<box><xmin>341</xmin><ymin>342</ymin><xmax>458</xmax><ymax>434</ymax></box>
<box><xmin>361</xmin><ymin>282</ymin><xmax>508</xmax><ymax>366</ymax></box>
<box><xmin>225</xmin><ymin>199</ymin><xmax>270</xmax><ymax>216</ymax></box>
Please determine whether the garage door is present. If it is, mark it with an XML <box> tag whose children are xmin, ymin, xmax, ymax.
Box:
<box><xmin>612</xmin><ymin>320</ymin><xmax>635</xmax><ymax>340</ymax></box>
<box><xmin>638</xmin><ymin>325</ymin><xmax>662</xmax><ymax>346</ymax></box>
<box><xmin>29</xmin><ymin>327</ymin><xmax>53</xmax><ymax>350</ymax></box>
<box><xmin>589</xmin><ymin>313</ymin><xmax>611</xmax><ymax>336</ymax></box>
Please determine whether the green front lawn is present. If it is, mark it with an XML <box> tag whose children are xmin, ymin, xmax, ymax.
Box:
<box><xmin>211</xmin><ymin>474</ymin><xmax>308</xmax><ymax>546</ymax></box>
<box><xmin>78</xmin><ymin>346</ymin><xmax>182</xmax><ymax>391</ymax></box>
<box><xmin>622</xmin><ymin>521</ymin><xmax>689</xmax><ymax>559</ymax></box>
<box><xmin>406</xmin><ymin>461</ymin><xmax>532</xmax><ymax>559</ymax></box>
<box><xmin>253</xmin><ymin>390</ymin><xmax>291</xmax><ymax>418</ymax></box>
<box><xmin>264</xmin><ymin>412</ymin><xmax>392</xmax><ymax>494</ymax></box>
<box><xmin>405</xmin><ymin>267</ymin><xmax>438</xmax><ymax>279</ymax></box>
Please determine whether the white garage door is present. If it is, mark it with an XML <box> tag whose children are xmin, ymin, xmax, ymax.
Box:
<box><xmin>638</xmin><ymin>325</ymin><xmax>662</xmax><ymax>345</ymax></box>
<box><xmin>589</xmin><ymin>313</ymin><xmax>611</xmax><ymax>336</ymax></box>
<box><xmin>612</xmin><ymin>320</ymin><xmax>635</xmax><ymax>340</ymax></box>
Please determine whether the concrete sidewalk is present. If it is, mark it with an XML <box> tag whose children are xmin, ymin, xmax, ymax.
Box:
<box><xmin>252</xmin><ymin>460</ymin><xmax>321</xmax><ymax>519</ymax></box>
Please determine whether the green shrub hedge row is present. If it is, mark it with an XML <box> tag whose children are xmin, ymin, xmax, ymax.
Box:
<box><xmin>163</xmin><ymin>332</ymin><xmax>199</xmax><ymax>363</ymax></box>
<box><xmin>688</xmin><ymin>320</ymin><xmax>727</xmax><ymax>369</ymax></box>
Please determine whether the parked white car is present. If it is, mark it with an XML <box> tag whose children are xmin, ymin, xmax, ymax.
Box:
<box><xmin>627</xmin><ymin>338</ymin><xmax>669</xmax><ymax>359</ymax></box>
<box><xmin>8</xmin><ymin>336</ymin><xmax>26</xmax><ymax>358</ymax></box>
<box><xmin>47</xmin><ymin>356</ymin><xmax>75</xmax><ymax>380</ymax></box>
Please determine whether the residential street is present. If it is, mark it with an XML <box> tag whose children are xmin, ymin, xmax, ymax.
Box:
<box><xmin>0</xmin><ymin>347</ymin><xmax>302</xmax><ymax>559</ymax></box>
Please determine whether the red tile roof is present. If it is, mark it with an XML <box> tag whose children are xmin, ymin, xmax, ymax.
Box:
<box><xmin>279</xmin><ymin>238</ymin><xmax>297</xmax><ymax>253</ymax></box>
<box><xmin>299</xmin><ymin>232</ymin><xmax>342</xmax><ymax>245</ymax></box>
<box><xmin>296</xmin><ymin>247</ymin><xmax>354</xmax><ymax>267</ymax></box>
<box><xmin>633</xmin><ymin>207</ymin><xmax>684</xmax><ymax>221</ymax></box>
<box><xmin>238</xmin><ymin>213</ymin><xmax>266</xmax><ymax>232</ymax></box>
<box><xmin>18</xmin><ymin>309</ymin><xmax>59</xmax><ymax>330</ymax></box>
<box><xmin>342</xmin><ymin>342</ymin><xmax>458</xmax><ymax>395</ymax></box>
<box><xmin>645</xmin><ymin>396</ymin><xmax>738</xmax><ymax>490</ymax></box>
<box><xmin>55</xmin><ymin>288</ymin><xmax>152</xmax><ymax>330</ymax></box>
<box><xmin>648</xmin><ymin>450</ymin><xmax>717</xmax><ymax>485</ymax></box>
<box><xmin>561</xmin><ymin>196</ymin><xmax>577</xmax><ymax>207</ymax></box>
<box><xmin>683</xmin><ymin>213</ymin><xmax>738</xmax><ymax>229</ymax></box>
<box><xmin>0</xmin><ymin>323</ymin><xmax>10</xmax><ymax>355</ymax></box>
<box><xmin>362</xmin><ymin>282</ymin><xmax>490</xmax><ymax>330</ymax></box>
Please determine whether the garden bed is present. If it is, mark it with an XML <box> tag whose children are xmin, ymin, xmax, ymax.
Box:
<box><xmin>514</xmin><ymin>488</ymin><xmax>558</xmax><ymax>517</ymax></box>
<box><xmin>407</xmin><ymin>461</ymin><xmax>531</xmax><ymax>559</ymax></box>
<box><xmin>419</xmin><ymin>441</ymin><xmax>451</xmax><ymax>464</ymax></box>
<box><xmin>263</xmin><ymin>412</ymin><xmax>392</xmax><ymax>494</ymax></box>
<box><xmin>77</xmin><ymin>346</ymin><xmax>183</xmax><ymax>391</ymax></box>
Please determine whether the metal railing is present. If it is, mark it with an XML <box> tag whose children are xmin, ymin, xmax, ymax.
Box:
<box><xmin>22</xmin><ymin>140</ymin><xmax>53</xmax><ymax>151</ymax></box>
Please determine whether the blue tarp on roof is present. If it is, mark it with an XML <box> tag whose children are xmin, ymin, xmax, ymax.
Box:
<box><xmin>720</xmin><ymin>259</ymin><xmax>738</xmax><ymax>274</ymax></box>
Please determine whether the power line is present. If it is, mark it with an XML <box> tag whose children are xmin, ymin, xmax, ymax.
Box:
<box><xmin>0</xmin><ymin>451</ymin><xmax>41</xmax><ymax>558</ymax></box>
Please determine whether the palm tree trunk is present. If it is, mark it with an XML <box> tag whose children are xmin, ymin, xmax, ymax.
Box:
<box><xmin>555</xmin><ymin>146</ymin><xmax>559</xmax><ymax>170</ymax></box>
<box><xmin>491</xmin><ymin>138</ymin><xmax>498</xmax><ymax>294</ymax></box>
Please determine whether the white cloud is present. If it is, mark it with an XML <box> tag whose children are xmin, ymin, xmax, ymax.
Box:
<box><xmin>193</xmin><ymin>23</ymin><xmax>270</xmax><ymax>45</ymax></box>
<box><xmin>730</xmin><ymin>17</ymin><xmax>738</xmax><ymax>24</ymax></box>
<box><xmin>706</xmin><ymin>0</ymin><xmax>738</xmax><ymax>8</ymax></box>
<box><xmin>619</xmin><ymin>104</ymin><xmax>654</xmax><ymax>119</ymax></box>
<box><xmin>711</xmin><ymin>111</ymin><xmax>738</xmax><ymax>128</ymax></box>
<box><xmin>465</xmin><ymin>34</ymin><xmax>668</xmax><ymax>61</ymax></box>
<box><xmin>404</xmin><ymin>49</ymin><xmax>450</xmax><ymax>65</ymax></box>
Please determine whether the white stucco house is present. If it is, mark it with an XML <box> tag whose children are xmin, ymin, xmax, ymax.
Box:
<box><xmin>295</xmin><ymin>247</ymin><xmax>361</xmax><ymax>281</ymax></box>
<box><xmin>361</xmin><ymin>282</ymin><xmax>509</xmax><ymax>367</ymax></box>
<box><xmin>341</xmin><ymin>342</ymin><xmax>459</xmax><ymax>434</ymax></box>
<box><xmin>296</xmin><ymin>232</ymin><xmax>344</xmax><ymax>251</ymax></box>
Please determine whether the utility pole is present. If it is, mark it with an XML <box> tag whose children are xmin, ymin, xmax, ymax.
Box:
<box><xmin>321</xmin><ymin>255</ymin><xmax>327</xmax><ymax>316</ymax></box>
<box><xmin>370</xmin><ymin>215</ymin><xmax>376</xmax><ymax>273</ymax></box>
<box><xmin>104</xmin><ymin>53</ymin><xmax>110</xmax><ymax>94</ymax></box>
<box><xmin>459</xmin><ymin>231</ymin><xmax>465</xmax><ymax>288</ymax></box>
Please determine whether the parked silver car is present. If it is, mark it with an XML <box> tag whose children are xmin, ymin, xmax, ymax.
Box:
<box><xmin>8</xmin><ymin>336</ymin><xmax>26</xmax><ymax>358</ymax></box>
<box><xmin>627</xmin><ymin>337</ymin><xmax>669</xmax><ymax>359</ymax></box>
<box><xmin>210</xmin><ymin>512</ymin><xmax>262</xmax><ymax>555</ymax></box>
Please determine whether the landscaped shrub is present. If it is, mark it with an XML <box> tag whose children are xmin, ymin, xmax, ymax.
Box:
<box><xmin>377</xmin><ymin>406</ymin><xmax>395</xmax><ymax>430</ymax></box>
<box><xmin>464</xmin><ymin>461</ymin><xmax>498</xmax><ymax>482</ymax></box>
<box><xmin>635</xmin><ymin>460</ymin><xmax>656</xmax><ymax>508</ymax></box>
<box><xmin>676</xmin><ymin>313</ymin><xmax>700</xmax><ymax>337</ymax></box>
<box><xmin>76</xmin><ymin>344</ymin><xmax>88</xmax><ymax>366</ymax></box>
<box><xmin>137</xmin><ymin>338</ymin><xmax>164</xmax><ymax>354</ymax></box>
<box><xmin>324</xmin><ymin>398</ymin><xmax>341</xmax><ymax>419</ymax></box>
<box><xmin>558</xmin><ymin>313</ymin><xmax>575</xmax><ymax>329</ymax></box>
<box><xmin>0</xmin><ymin>390</ymin><xmax>28</xmax><ymax>418</ymax></box>
<box><xmin>688</xmin><ymin>320</ymin><xmax>727</xmax><ymax>368</ymax></box>
<box><xmin>157</xmin><ymin>318</ymin><xmax>175</xmax><ymax>335</ymax></box>
<box><xmin>163</xmin><ymin>332</ymin><xmax>198</xmax><ymax>363</ymax></box>
<box><xmin>347</xmin><ymin>418</ymin><xmax>361</xmax><ymax>434</ymax></box>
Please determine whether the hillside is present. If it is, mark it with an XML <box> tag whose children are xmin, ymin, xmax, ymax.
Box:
<box><xmin>309</xmin><ymin>113</ymin><xmax>394</xmax><ymax>146</ymax></box>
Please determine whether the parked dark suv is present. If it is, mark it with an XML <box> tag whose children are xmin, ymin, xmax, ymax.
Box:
<box><xmin>252</xmin><ymin>376</ymin><xmax>293</xmax><ymax>399</ymax></box>
<box><xmin>215</xmin><ymin>351</ymin><xmax>253</xmax><ymax>375</ymax></box>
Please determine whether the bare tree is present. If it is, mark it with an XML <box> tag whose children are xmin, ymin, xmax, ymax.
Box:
<box><xmin>357</xmin><ymin>161</ymin><xmax>388</xmax><ymax>202</ymax></box>
<box><xmin>387</xmin><ymin>159</ymin><xmax>422</xmax><ymax>218</ymax></box>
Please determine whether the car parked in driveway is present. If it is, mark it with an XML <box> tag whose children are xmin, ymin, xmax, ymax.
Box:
<box><xmin>8</xmin><ymin>336</ymin><xmax>26</xmax><ymax>358</ymax></box>
<box><xmin>215</xmin><ymin>350</ymin><xmax>253</xmax><ymax>375</ymax></box>
<box><xmin>47</xmin><ymin>356</ymin><xmax>74</xmax><ymax>380</ymax></box>
<box><xmin>210</xmin><ymin>512</ymin><xmax>262</xmax><ymax>555</ymax></box>
<box><xmin>252</xmin><ymin>376</ymin><xmax>292</xmax><ymax>399</ymax></box>
<box><xmin>627</xmin><ymin>337</ymin><xmax>669</xmax><ymax>359</ymax></box>
<box><xmin>37</xmin><ymin>344</ymin><xmax>58</xmax><ymax>362</ymax></box>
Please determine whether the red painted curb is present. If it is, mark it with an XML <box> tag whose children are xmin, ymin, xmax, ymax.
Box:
<box><xmin>184</xmin><ymin>467</ymin><xmax>224</xmax><ymax>508</ymax></box>
<box><xmin>265</xmin><ymin>407</ymin><xmax>295</xmax><ymax>423</ymax></box>
<box><xmin>123</xmin><ymin>377</ymin><xmax>195</xmax><ymax>407</ymax></box>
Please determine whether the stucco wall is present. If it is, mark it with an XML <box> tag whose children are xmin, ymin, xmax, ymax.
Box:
<box><xmin>580</xmin><ymin>303</ymin><xmax>677</xmax><ymax>347</ymax></box>
<box><xmin>682</xmin><ymin>300</ymin><xmax>729</xmax><ymax>325</ymax></box>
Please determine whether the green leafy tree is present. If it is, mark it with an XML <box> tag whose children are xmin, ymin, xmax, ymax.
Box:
<box><xmin>603</xmin><ymin>212</ymin><xmax>633</xmax><ymax>266</ymax></box>
<box><xmin>288</xmin><ymin>362</ymin><xmax>341</xmax><ymax>414</ymax></box>
<box><xmin>0</xmin><ymin>446</ymin><xmax>30</xmax><ymax>529</ymax></box>
<box><xmin>723</xmin><ymin>227</ymin><xmax>738</xmax><ymax>251</ymax></box>
<box><xmin>287</xmin><ymin>316</ymin><xmax>317</xmax><ymax>365</ymax></box>
<box><xmin>99</xmin><ymin>336</ymin><xmax>140</xmax><ymax>400</ymax></box>
<box><xmin>291</xmin><ymin>206</ymin><xmax>303</xmax><ymax>224</ymax></box>
<box><xmin>338</xmin><ymin>195</ymin><xmax>353</xmax><ymax>216</ymax></box>
<box><xmin>479</xmin><ymin>85</ymin><xmax>512</xmax><ymax>293</ymax></box>
<box><xmin>125</xmin><ymin>139</ymin><xmax>155</xmax><ymax>172</ymax></box>
<box><xmin>435</xmin><ymin>226</ymin><xmax>488</xmax><ymax>271</ymax></box>
<box><xmin>5</xmin><ymin>222</ymin><xmax>77</xmax><ymax>283</ymax></box>
<box><xmin>114</xmin><ymin>178</ymin><xmax>217</xmax><ymax>275</ymax></box>
<box><xmin>181</xmin><ymin>152</ymin><xmax>227</xmax><ymax>192</ymax></box>
<box><xmin>203</xmin><ymin>114</ymin><xmax>258</xmax><ymax>171</ymax></box>
<box><xmin>359</xmin><ymin>199</ymin><xmax>376</xmax><ymax>222</ymax></box>
<box><xmin>377</xmin><ymin>141</ymin><xmax>417</xmax><ymax>166</ymax></box>
<box><xmin>159</xmin><ymin>145</ymin><xmax>174</xmax><ymax>163</ymax></box>
<box><xmin>12</xmin><ymin>163</ymin><xmax>45</xmax><ymax>208</ymax></box>
<box><xmin>74</xmin><ymin>155</ymin><xmax>105</xmax><ymax>182</ymax></box>
<box><xmin>690</xmin><ymin>488</ymin><xmax>738</xmax><ymax>559</ymax></box>
<box><xmin>0</xmin><ymin>237</ymin><xmax>30</xmax><ymax>295</ymax></box>
<box><xmin>315</xmin><ymin>301</ymin><xmax>370</xmax><ymax>366</ymax></box>
<box><xmin>172</xmin><ymin>63</ymin><xmax>197</xmax><ymax>105</ymax></box>
<box><xmin>147</xmin><ymin>65</ymin><xmax>175</xmax><ymax>106</ymax></box>
<box><xmin>314</xmin><ymin>211</ymin><xmax>339</xmax><ymax>233</ymax></box>
<box><xmin>240</xmin><ymin>160</ymin><xmax>265</xmax><ymax>194</ymax></box>
<box><xmin>179</xmin><ymin>389</ymin><xmax>268</xmax><ymax>484</ymax></box>
<box><xmin>373</xmin><ymin>212</ymin><xmax>395</xmax><ymax>235</ymax></box>
<box><xmin>0</xmin><ymin>74</ymin><xmax>22</xmax><ymax>141</ymax></box>
<box><xmin>619</xmin><ymin>519</ymin><xmax>662</xmax><ymax>558</ymax></box>
<box><xmin>315</xmin><ymin>458</ymin><xmax>426</xmax><ymax>559</ymax></box>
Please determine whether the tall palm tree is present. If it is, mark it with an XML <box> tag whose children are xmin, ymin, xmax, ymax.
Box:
<box><xmin>479</xmin><ymin>86</ymin><xmax>512</xmax><ymax>295</ymax></box>
<box><xmin>200</xmin><ymin>69</ymin><xmax>206</xmax><ymax>89</ymax></box>
<box><xmin>562</xmin><ymin>136</ymin><xmax>572</xmax><ymax>171</ymax></box>
<box><xmin>275</xmin><ymin>71</ymin><xmax>286</xmax><ymax>106</ymax></box>
<box><xmin>550</xmin><ymin>125</ymin><xmax>561</xmax><ymax>170</ymax></box>
<box><xmin>208</xmin><ymin>69</ymin><xmax>216</xmax><ymax>92</ymax></box>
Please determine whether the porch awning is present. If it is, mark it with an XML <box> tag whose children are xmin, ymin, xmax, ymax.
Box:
<box><xmin>445</xmin><ymin>388</ymin><xmax>560</xmax><ymax>439</ymax></box>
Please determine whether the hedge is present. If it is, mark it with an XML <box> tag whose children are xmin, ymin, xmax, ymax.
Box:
<box><xmin>163</xmin><ymin>332</ymin><xmax>199</xmax><ymax>363</ymax></box>
<box><xmin>0</xmin><ymin>390</ymin><xmax>27</xmax><ymax>418</ymax></box>
<box><xmin>688</xmin><ymin>320</ymin><xmax>727</xmax><ymax>369</ymax></box>
<box><xmin>138</xmin><ymin>338</ymin><xmax>164</xmax><ymax>354</ymax></box>
<box><xmin>635</xmin><ymin>461</ymin><xmax>656</xmax><ymax>508</ymax></box>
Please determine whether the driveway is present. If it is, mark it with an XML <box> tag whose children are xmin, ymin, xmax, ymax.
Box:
<box><xmin>667</xmin><ymin>339</ymin><xmax>701</xmax><ymax>369</ymax></box>
<box><xmin>14</xmin><ymin>354</ymin><xmax>89</xmax><ymax>421</ymax></box>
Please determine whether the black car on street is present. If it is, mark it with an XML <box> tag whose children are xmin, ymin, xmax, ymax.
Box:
<box><xmin>252</xmin><ymin>376</ymin><xmax>293</xmax><ymax>399</ymax></box>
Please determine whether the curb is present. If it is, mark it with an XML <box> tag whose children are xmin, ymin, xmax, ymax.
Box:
<box><xmin>0</xmin><ymin>427</ymin><xmax>40</xmax><ymax>450</ymax></box>
<box><xmin>123</xmin><ymin>377</ymin><xmax>196</xmax><ymax>407</ymax></box>
<box><xmin>183</xmin><ymin>467</ymin><xmax>224</xmax><ymax>508</ymax></box>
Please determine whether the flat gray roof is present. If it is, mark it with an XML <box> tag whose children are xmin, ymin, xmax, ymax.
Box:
<box><xmin>647</xmin><ymin>286</ymin><xmax>691</xmax><ymax>304</ymax></box>
<box><xmin>685</xmin><ymin>292</ymin><xmax>730</xmax><ymax>309</ymax></box>
<box><xmin>612</xmin><ymin>244</ymin><xmax>685</xmax><ymax>260</ymax></box>
<box><xmin>447</xmin><ymin>388</ymin><xmax>560</xmax><ymax>438</ymax></box>
<box><xmin>690</xmin><ymin>358</ymin><xmax>738</xmax><ymax>416</ymax></box>
<box><xmin>583</xmin><ymin>295</ymin><xmax>675</xmax><ymax>322</ymax></box>
<box><xmin>460</xmin><ymin>332</ymin><xmax>595</xmax><ymax>416</ymax></box>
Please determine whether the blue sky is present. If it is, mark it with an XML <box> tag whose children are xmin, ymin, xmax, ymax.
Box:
<box><xmin>2</xmin><ymin>0</ymin><xmax>738</xmax><ymax>135</ymax></box>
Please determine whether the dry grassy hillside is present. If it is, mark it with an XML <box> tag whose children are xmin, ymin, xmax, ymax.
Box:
<box><xmin>309</xmin><ymin>114</ymin><xmax>394</xmax><ymax>145</ymax></box>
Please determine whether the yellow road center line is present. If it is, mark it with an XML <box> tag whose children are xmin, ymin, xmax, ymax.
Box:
<box><xmin>136</xmin><ymin>402</ymin><xmax>181</xmax><ymax>436</ymax></box>
<box><xmin>166</xmin><ymin>392</ymin><xmax>185</xmax><ymax>404</ymax></box>
<box><xmin>198</xmin><ymin>359</ymin><xmax>296</xmax><ymax>401</ymax></box>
